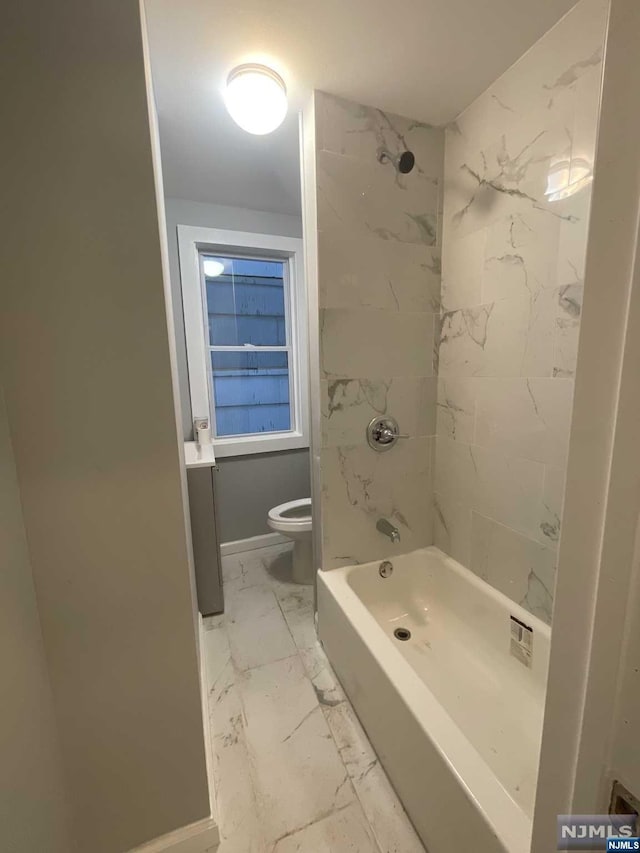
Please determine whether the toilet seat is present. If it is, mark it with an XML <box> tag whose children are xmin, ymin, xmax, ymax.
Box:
<box><xmin>267</xmin><ymin>498</ymin><xmax>312</xmax><ymax>533</ymax></box>
<box><xmin>266</xmin><ymin>498</ymin><xmax>313</xmax><ymax>584</ymax></box>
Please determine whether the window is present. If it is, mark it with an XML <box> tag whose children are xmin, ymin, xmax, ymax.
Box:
<box><xmin>178</xmin><ymin>226</ymin><xmax>308</xmax><ymax>457</ymax></box>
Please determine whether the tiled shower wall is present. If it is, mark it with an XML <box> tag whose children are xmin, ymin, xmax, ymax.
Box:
<box><xmin>315</xmin><ymin>92</ymin><xmax>444</xmax><ymax>568</ymax></box>
<box><xmin>434</xmin><ymin>0</ymin><xmax>608</xmax><ymax>624</ymax></box>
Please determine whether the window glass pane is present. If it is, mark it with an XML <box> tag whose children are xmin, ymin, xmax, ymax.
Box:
<box><xmin>210</xmin><ymin>351</ymin><xmax>291</xmax><ymax>437</ymax></box>
<box><xmin>203</xmin><ymin>255</ymin><xmax>286</xmax><ymax>346</ymax></box>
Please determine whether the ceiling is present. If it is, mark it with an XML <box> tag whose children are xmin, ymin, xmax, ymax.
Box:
<box><xmin>145</xmin><ymin>0</ymin><xmax>578</xmax><ymax>218</ymax></box>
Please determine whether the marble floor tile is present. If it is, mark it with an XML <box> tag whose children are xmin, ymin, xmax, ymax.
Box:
<box><xmin>273</xmin><ymin>584</ymin><xmax>317</xmax><ymax>652</ymax></box>
<box><xmin>212</xmin><ymin>695</ymin><xmax>267</xmax><ymax>853</ymax></box>
<box><xmin>239</xmin><ymin>654</ymin><xmax>355</xmax><ymax>844</ymax></box>
<box><xmin>298</xmin><ymin>642</ymin><xmax>347</xmax><ymax>708</ymax></box>
<box><xmin>225</xmin><ymin>582</ymin><xmax>297</xmax><ymax>672</ymax></box>
<box><xmin>202</xmin><ymin>614</ymin><xmax>230</xmax><ymax>693</ymax></box>
<box><xmin>306</xmin><ymin>645</ymin><xmax>425</xmax><ymax>853</ymax></box>
<box><xmin>221</xmin><ymin>543</ymin><xmax>294</xmax><ymax>595</ymax></box>
<box><xmin>273</xmin><ymin>801</ymin><xmax>379</xmax><ymax>852</ymax></box>
<box><xmin>204</xmin><ymin>544</ymin><xmax>425</xmax><ymax>853</ymax></box>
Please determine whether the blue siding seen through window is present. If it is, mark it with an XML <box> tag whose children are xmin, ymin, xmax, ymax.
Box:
<box><xmin>203</xmin><ymin>255</ymin><xmax>292</xmax><ymax>438</ymax></box>
<box><xmin>206</xmin><ymin>258</ymin><xmax>286</xmax><ymax>346</ymax></box>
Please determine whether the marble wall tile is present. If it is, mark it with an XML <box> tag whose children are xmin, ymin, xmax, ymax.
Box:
<box><xmin>440</xmin><ymin>227</ymin><xmax>485</xmax><ymax>311</ymax></box>
<box><xmin>482</xmin><ymin>210</ymin><xmax>561</xmax><ymax>303</ymax></box>
<box><xmin>315</xmin><ymin>91</ymin><xmax>444</xmax><ymax>571</ymax></box>
<box><xmin>436</xmin><ymin>378</ymin><xmax>477</xmax><ymax>443</ymax></box>
<box><xmin>538</xmin><ymin>464</ymin><xmax>567</xmax><ymax>550</ymax></box>
<box><xmin>434</xmin><ymin>0</ymin><xmax>606</xmax><ymax>621</ymax></box>
<box><xmin>556</xmin><ymin>191</ymin><xmax>592</xmax><ymax>288</ymax></box>
<box><xmin>322</xmin><ymin>376</ymin><xmax>436</xmax><ymax>448</ymax></box>
<box><xmin>322</xmin><ymin>437</ymin><xmax>433</xmax><ymax>568</ymax></box>
<box><xmin>437</xmin><ymin>376</ymin><xmax>575</xmax><ymax>469</ymax></box>
<box><xmin>438</xmin><ymin>289</ymin><xmax>558</xmax><ymax>379</ymax></box>
<box><xmin>448</xmin><ymin>0</ymin><xmax>607</xmax><ymax>160</ymax></box>
<box><xmin>318</xmin><ymin>149</ymin><xmax>439</xmax><ymax>245</ymax></box>
<box><xmin>317</xmin><ymin>90</ymin><xmax>444</xmax><ymax>174</ymax></box>
<box><xmin>557</xmin><ymin>284</ymin><xmax>584</xmax><ymax>320</ymax></box>
<box><xmin>470</xmin><ymin>512</ymin><xmax>556</xmax><ymax>625</ymax></box>
<box><xmin>553</xmin><ymin>318</ymin><xmax>581</xmax><ymax>378</ymax></box>
<box><xmin>319</xmin><ymin>230</ymin><xmax>440</xmax><ymax>312</ymax></box>
<box><xmin>553</xmin><ymin>284</ymin><xmax>583</xmax><ymax>377</ymax></box>
<box><xmin>321</xmin><ymin>308</ymin><xmax>436</xmax><ymax>380</ymax></box>
<box><xmin>474</xmin><ymin>377</ymin><xmax>574</xmax><ymax>467</ymax></box>
<box><xmin>434</xmin><ymin>436</ymin><xmax>546</xmax><ymax>542</ymax></box>
<box><xmin>433</xmin><ymin>491</ymin><xmax>473</xmax><ymax>568</ymax></box>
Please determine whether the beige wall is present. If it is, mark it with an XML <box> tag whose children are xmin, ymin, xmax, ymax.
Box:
<box><xmin>0</xmin><ymin>388</ymin><xmax>72</xmax><ymax>853</ymax></box>
<box><xmin>1</xmin><ymin>1</ymin><xmax>210</xmax><ymax>851</ymax></box>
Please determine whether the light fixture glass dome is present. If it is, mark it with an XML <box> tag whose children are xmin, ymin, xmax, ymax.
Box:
<box><xmin>203</xmin><ymin>258</ymin><xmax>225</xmax><ymax>277</ymax></box>
<box><xmin>224</xmin><ymin>64</ymin><xmax>288</xmax><ymax>135</ymax></box>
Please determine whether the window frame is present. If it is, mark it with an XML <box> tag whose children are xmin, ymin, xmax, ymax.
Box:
<box><xmin>177</xmin><ymin>225</ymin><xmax>309</xmax><ymax>457</ymax></box>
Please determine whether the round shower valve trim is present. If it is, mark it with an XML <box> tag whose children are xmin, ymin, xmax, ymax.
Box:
<box><xmin>366</xmin><ymin>416</ymin><xmax>409</xmax><ymax>451</ymax></box>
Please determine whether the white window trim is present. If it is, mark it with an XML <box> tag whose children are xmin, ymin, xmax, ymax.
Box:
<box><xmin>177</xmin><ymin>225</ymin><xmax>309</xmax><ymax>458</ymax></box>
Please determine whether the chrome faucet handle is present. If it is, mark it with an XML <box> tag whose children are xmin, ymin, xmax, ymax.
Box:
<box><xmin>377</xmin><ymin>426</ymin><xmax>409</xmax><ymax>442</ymax></box>
<box><xmin>366</xmin><ymin>417</ymin><xmax>409</xmax><ymax>452</ymax></box>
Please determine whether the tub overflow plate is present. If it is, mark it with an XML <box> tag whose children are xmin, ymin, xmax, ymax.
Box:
<box><xmin>379</xmin><ymin>560</ymin><xmax>393</xmax><ymax>578</ymax></box>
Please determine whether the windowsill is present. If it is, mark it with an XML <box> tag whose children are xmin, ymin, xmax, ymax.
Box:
<box><xmin>211</xmin><ymin>431</ymin><xmax>309</xmax><ymax>458</ymax></box>
<box><xmin>183</xmin><ymin>441</ymin><xmax>217</xmax><ymax>469</ymax></box>
<box><xmin>183</xmin><ymin>434</ymin><xmax>310</xmax><ymax>466</ymax></box>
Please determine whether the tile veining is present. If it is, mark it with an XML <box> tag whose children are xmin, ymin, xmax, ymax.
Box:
<box><xmin>315</xmin><ymin>91</ymin><xmax>443</xmax><ymax>569</ymax></box>
<box><xmin>434</xmin><ymin>0</ymin><xmax>607</xmax><ymax>624</ymax></box>
<box><xmin>205</xmin><ymin>544</ymin><xmax>424</xmax><ymax>853</ymax></box>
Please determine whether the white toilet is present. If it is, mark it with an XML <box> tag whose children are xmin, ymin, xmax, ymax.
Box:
<box><xmin>267</xmin><ymin>498</ymin><xmax>313</xmax><ymax>585</ymax></box>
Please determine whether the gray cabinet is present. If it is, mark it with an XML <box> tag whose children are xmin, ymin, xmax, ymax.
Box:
<box><xmin>186</xmin><ymin>466</ymin><xmax>224</xmax><ymax>615</ymax></box>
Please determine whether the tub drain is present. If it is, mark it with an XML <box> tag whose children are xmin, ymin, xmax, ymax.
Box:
<box><xmin>394</xmin><ymin>627</ymin><xmax>411</xmax><ymax>641</ymax></box>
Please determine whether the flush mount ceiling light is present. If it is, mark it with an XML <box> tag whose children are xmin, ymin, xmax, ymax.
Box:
<box><xmin>224</xmin><ymin>64</ymin><xmax>288</xmax><ymax>135</ymax></box>
<box><xmin>203</xmin><ymin>258</ymin><xmax>225</xmax><ymax>277</ymax></box>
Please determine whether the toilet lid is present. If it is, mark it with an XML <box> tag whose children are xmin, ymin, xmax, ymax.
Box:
<box><xmin>268</xmin><ymin>498</ymin><xmax>312</xmax><ymax>523</ymax></box>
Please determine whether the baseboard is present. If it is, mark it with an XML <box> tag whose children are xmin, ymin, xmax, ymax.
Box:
<box><xmin>128</xmin><ymin>816</ymin><xmax>219</xmax><ymax>853</ymax></box>
<box><xmin>220</xmin><ymin>531</ymin><xmax>288</xmax><ymax>556</ymax></box>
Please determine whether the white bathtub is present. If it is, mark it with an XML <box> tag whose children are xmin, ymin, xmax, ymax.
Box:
<box><xmin>317</xmin><ymin>545</ymin><xmax>550</xmax><ymax>853</ymax></box>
